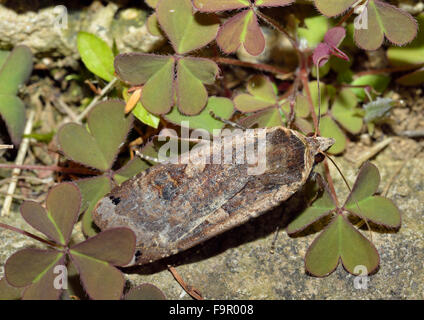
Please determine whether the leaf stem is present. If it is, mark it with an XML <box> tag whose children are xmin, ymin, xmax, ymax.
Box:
<box><xmin>211</xmin><ymin>57</ymin><xmax>289</xmax><ymax>75</ymax></box>
<box><xmin>0</xmin><ymin>223</ymin><xmax>62</xmax><ymax>248</ymax></box>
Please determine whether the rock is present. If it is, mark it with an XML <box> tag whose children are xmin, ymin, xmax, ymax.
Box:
<box><xmin>0</xmin><ymin>2</ymin><xmax>165</xmax><ymax>66</ymax></box>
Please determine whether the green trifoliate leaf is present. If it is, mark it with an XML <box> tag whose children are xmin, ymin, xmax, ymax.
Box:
<box><xmin>305</xmin><ymin>215</ymin><xmax>380</xmax><ymax>277</ymax></box>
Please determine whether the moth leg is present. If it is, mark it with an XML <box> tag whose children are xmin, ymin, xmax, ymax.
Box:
<box><xmin>209</xmin><ymin>110</ymin><xmax>246</xmax><ymax>130</ymax></box>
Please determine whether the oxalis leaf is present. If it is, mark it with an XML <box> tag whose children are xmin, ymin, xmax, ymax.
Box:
<box><xmin>300</xmin><ymin>162</ymin><xmax>401</xmax><ymax>277</ymax></box>
<box><xmin>194</xmin><ymin>0</ymin><xmax>294</xmax><ymax>56</ymax></box>
<box><xmin>114</xmin><ymin>54</ymin><xmax>219</xmax><ymax>115</ymax></box>
<box><xmin>344</xmin><ymin>162</ymin><xmax>401</xmax><ymax>228</ymax></box>
<box><xmin>156</xmin><ymin>0</ymin><xmax>219</xmax><ymax>55</ymax></box>
<box><xmin>305</xmin><ymin>214</ymin><xmax>380</xmax><ymax>277</ymax></box>
<box><xmin>57</xmin><ymin>100</ymin><xmax>132</xmax><ymax>171</ymax></box>
<box><xmin>57</xmin><ymin>100</ymin><xmax>148</xmax><ymax>236</ymax></box>
<box><xmin>314</xmin><ymin>0</ymin><xmax>417</xmax><ymax>51</ymax></box>
<box><xmin>4</xmin><ymin>183</ymin><xmax>137</xmax><ymax>300</ymax></box>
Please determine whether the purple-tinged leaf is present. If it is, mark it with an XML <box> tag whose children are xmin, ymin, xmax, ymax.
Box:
<box><xmin>69</xmin><ymin>251</ymin><xmax>125</xmax><ymax>300</ymax></box>
<box><xmin>20</xmin><ymin>183</ymin><xmax>80</xmax><ymax>245</ymax></box>
<box><xmin>313</xmin><ymin>43</ymin><xmax>332</xmax><ymax>67</ymax></box>
<box><xmin>176</xmin><ymin>57</ymin><xmax>219</xmax><ymax>115</ymax></box>
<box><xmin>345</xmin><ymin>162</ymin><xmax>380</xmax><ymax>207</ymax></box>
<box><xmin>124</xmin><ymin>283</ymin><xmax>166</xmax><ymax>300</ymax></box>
<box><xmin>45</xmin><ymin>183</ymin><xmax>81</xmax><ymax>245</ymax></box>
<box><xmin>22</xmin><ymin>254</ymin><xmax>66</xmax><ymax>300</ymax></box>
<box><xmin>0</xmin><ymin>95</ymin><xmax>26</xmax><ymax>145</ymax></box>
<box><xmin>193</xmin><ymin>0</ymin><xmax>249</xmax><ymax>12</ymax></box>
<box><xmin>355</xmin><ymin>0</ymin><xmax>417</xmax><ymax>51</ymax></box>
<box><xmin>305</xmin><ymin>215</ymin><xmax>379</xmax><ymax>277</ymax></box>
<box><xmin>314</xmin><ymin>0</ymin><xmax>357</xmax><ymax>17</ymax></box>
<box><xmin>58</xmin><ymin>100</ymin><xmax>132</xmax><ymax>170</ymax></box>
<box><xmin>5</xmin><ymin>248</ymin><xmax>64</xmax><ymax>288</ymax></box>
<box><xmin>20</xmin><ymin>201</ymin><xmax>62</xmax><ymax>244</ymax></box>
<box><xmin>217</xmin><ymin>9</ymin><xmax>265</xmax><ymax>56</ymax></box>
<box><xmin>157</xmin><ymin>0</ymin><xmax>219</xmax><ymax>54</ymax></box>
<box><xmin>70</xmin><ymin>228</ymin><xmax>136</xmax><ymax>266</ymax></box>
<box><xmin>0</xmin><ymin>277</ymin><xmax>24</xmax><ymax>300</ymax></box>
<box><xmin>313</xmin><ymin>27</ymin><xmax>348</xmax><ymax>67</ymax></box>
<box><xmin>324</xmin><ymin>27</ymin><xmax>346</xmax><ymax>47</ymax></box>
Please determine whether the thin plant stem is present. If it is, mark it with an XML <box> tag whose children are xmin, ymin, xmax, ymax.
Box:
<box><xmin>0</xmin><ymin>164</ymin><xmax>100</xmax><ymax>175</ymax></box>
<box><xmin>211</xmin><ymin>57</ymin><xmax>289</xmax><ymax>75</ymax></box>
<box><xmin>0</xmin><ymin>223</ymin><xmax>62</xmax><ymax>249</ymax></box>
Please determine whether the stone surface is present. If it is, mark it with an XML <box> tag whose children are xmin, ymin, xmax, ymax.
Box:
<box><xmin>0</xmin><ymin>1</ymin><xmax>165</xmax><ymax>65</ymax></box>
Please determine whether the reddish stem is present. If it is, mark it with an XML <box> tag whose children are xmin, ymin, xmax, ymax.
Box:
<box><xmin>211</xmin><ymin>57</ymin><xmax>289</xmax><ymax>75</ymax></box>
<box><xmin>0</xmin><ymin>223</ymin><xmax>62</xmax><ymax>249</ymax></box>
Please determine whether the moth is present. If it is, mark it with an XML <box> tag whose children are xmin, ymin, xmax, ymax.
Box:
<box><xmin>93</xmin><ymin>127</ymin><xmax>334</xmax><ymax>265</ymax></box>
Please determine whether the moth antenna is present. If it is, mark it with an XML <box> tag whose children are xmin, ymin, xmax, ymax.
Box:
<box><xmin>209</xmin><ymin>111</ymin><xmax>246</xmax><ymax>130</ymax></box>
<box><xmin>324</xmin><ymin>154</ymin><xmax>373</xmax><ymax>241</ymax></box>
<box><xmin>315</xmin><ymin>63</ymin><xmax>322</xmax><ymax>137</ymax></box>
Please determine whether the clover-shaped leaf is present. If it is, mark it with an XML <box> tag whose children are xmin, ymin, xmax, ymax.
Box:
<box><xmin>344</xmin><ymin>162</ymin><xmax>401</xmax><ymax>228</ymax></box>
<box><xmin>291</xmin><ymin>162</ymin><xmax>400</xmax><ymax>277</ymax></box>
<box><xmin>3</xmin><ymin>183</ymin><xmax>137</xmax><ymax>300</ymax></box>
<box><xmin>315</xmin><ymin>0</ymin><xmax>417</xmax><ymax>51</ymax></box>
<box><xmin>165</xmin><ymin>96</ymin><xmax>234</xmax><ymax>134</ymax></box>
<box><xmin>115</xmin><ymin>54</ymin><xmax>219</xmax><ymax>115</ymax></box>
<box><xmin>305</xmin><ymin>214</ymin><xmax>380</xmax><ymax>277</ymax></box>
<box><xmin>234</xmin><ymin>75</ymin><xmax>278</xmax><ymax>112</ymax></box>
<box><xmin>58</xmin><ymin>100</ymin><xmax>132</xmax><ymax>171</ymax></box>
<box><xmin>194</xmin><ymin>0</ymin><xmax>294</xmax><ymax>56</ymax></box>
<box><xmin>20</xmin><ymin>183</ymin><xmax>81</xmax><ymax>245</ymax></box>
<box><xmin>124</xmin><ymin>283</ymin><xmax>166</xmax><ymax>300</ymax></box>
<box><xmin>157</xmin><ymin>0</ymin><xmax>219</xmax><ymax>55</ymax></box>
<box><xmin>0</xmin><ymin>45</ymin><xmax>33</xmax><ymax>145</ymax></box>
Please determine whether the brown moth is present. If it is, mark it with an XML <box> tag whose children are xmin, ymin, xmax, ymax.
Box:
<box><xmin>93</xmin><ymin>127</ymin><xmax>334</xmax><ymax>265</ymax></box>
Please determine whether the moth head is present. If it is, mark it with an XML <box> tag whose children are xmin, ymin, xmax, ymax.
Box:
<box><xmin>306</xmin><ymin>136</ymin><xmax>335</xmax><ymax>164</ymax></box>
